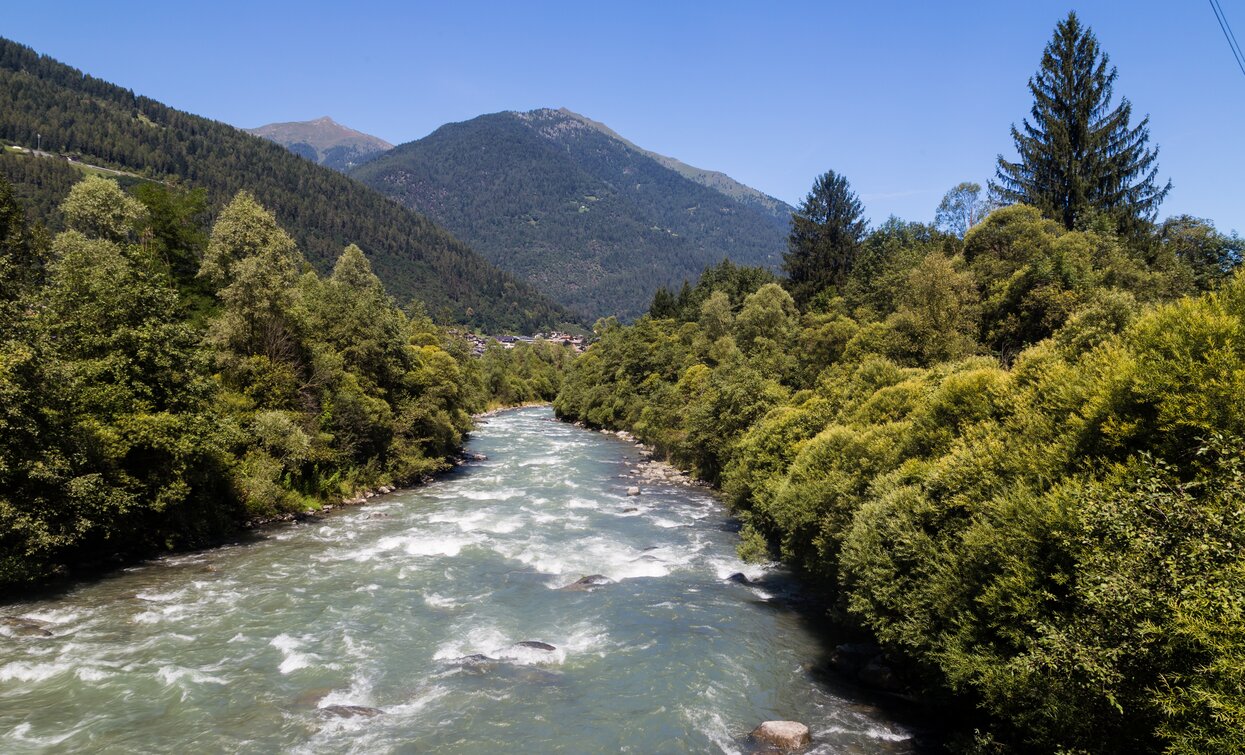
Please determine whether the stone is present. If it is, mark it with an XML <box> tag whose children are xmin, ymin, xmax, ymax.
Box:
<box><xmin>0</xmin><ymin>617</ymin><xmax>52</xmax><ymax>638</ymax></box>
<box><xmin>750</xmin><ymin>721</ymin><xmax>811</xmax><ymax>750</ymax></box>
<box><xmin>321</xmin><ymin>705</ymin><xmax>384</xmax><ymax>719</ymax></box>
<box><xmin>627</xmin><ymin>486</ymin><xmax>641</xmax><ymax>496</ymax></box>
<box><xmin>560</xmin><ymin>574</ymin><xmax>614</xmax><ymax>591</ymax></box>
<box><xmin>725</xmin><ymin>572</ymin><xmax>753</xmax><ymax>585</ymax></box>
<box><xmin>514</xmin><ymin>640</ymin><xmax>557</xmax><ymax>652</ymax></box>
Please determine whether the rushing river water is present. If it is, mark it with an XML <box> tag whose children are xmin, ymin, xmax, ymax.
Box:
<box><xmin>0</xmin><ymin>407</ymin><xmax>922</xmax><ymax>753</ymax></box>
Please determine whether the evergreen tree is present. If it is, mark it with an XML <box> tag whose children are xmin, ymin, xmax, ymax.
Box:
<box><xmin>782</xmin><ymin>170</ymin><xmax>867</xmax><ymax>304</ymax></box>
<box><xmin>993</xmin><ymin>12</ymin><xmax>1170</xmax><ymax>231</ymax></box>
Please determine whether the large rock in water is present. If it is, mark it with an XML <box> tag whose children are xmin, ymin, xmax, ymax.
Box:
<box><xmin>1</xmin><ymin>617</ymin><xmax>52</xmax><ymax>638</ymax></box>
<box><xmin>321</xmin><ymin>705</ymin><xmax>384</xmax><ymax>719</ymax></box>
<box><xmin>560</xmin><ymin>574</ymin><xmax>614</xmax><ymax>591</ymax></box>
<box><xmin>751</xmin><ymin>720</ymin><xmax>811</xmax><ymax>750</ymax></box>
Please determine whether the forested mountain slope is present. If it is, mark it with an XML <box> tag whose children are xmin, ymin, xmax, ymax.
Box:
<box><xmin>0</xmin><ymin>38</ymin><xmax>571</xmax><ymax>331</ymax></box>
<box><xmin>350</xmin><ymin>108</ymin><xmax>789</xmax><ymax>319</ymax></box>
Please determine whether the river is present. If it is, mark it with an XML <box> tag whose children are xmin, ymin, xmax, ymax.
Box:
<box><xmin>0</xmin><ymin>407</ymin><xmax>922</xmax><ymax>753</ymax></box>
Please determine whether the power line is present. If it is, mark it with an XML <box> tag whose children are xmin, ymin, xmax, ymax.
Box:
<box><xmin>1209</xmin><ymin>0</ymin><xmax>1245</xmax><ymax>79</ymax></box>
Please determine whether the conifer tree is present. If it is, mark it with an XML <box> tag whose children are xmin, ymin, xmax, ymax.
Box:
<box><xmin>782</xmin><ymin>170</ymin><xmax>867</xmax><ymax>304</ymax></box>
<box><xmin>993</xmin><ymin>12</ymin><xmax>1170</xmax><ymax>231</ymax></box>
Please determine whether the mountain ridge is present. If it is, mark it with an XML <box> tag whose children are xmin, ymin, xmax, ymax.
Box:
<box><xmin>0</xmin><ymin>38</ymin><xmax>572</xmax><ymax>331</ymax></box>
<box><xmin>350</xmin><ymin>107</ymin><xmax>789</xmax><ymax>319</ymax></box>
<box><xmin>549</xmin><ymin>108</ymin><xmax>794</xmax><ymax>224</ymax></box>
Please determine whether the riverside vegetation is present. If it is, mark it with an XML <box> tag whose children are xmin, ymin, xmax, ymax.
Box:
<box><xmin>1</xmin><ymin>10</ymin><xmax>1242</xmax><ymax>754</ymax></box>
<box><xmin>556</xmin><ymin>14</ymin><xmax>1244</xmax><ymax>755</ymax></box>
<box><xmin>0</xmin><ymin>173</ymin><xmax>569</xmax><ymax>590</ymax></box>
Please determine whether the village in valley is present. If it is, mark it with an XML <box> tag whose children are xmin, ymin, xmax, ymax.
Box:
<box><xmin>455</xmin><ymin>330</ymin><xmax>587</xmax><ymax>356</ymax></box>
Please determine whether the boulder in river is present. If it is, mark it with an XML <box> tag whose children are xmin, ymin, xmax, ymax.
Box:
<box><xmin>1</xmin><ymin>617</ymin><xmax>52</xmax><ymax>638</ymax></box>
<box><xmin>750</xmin><ymin>720</ymin><xmax>811</xmax><ymax>750</ymax></box>
<box><xmin>561</xmin><ymin>574</ymin><xmax>614</xmax><ymax>591</ymax></box>
<box><xmin>321</xmin><ymin>705</ymin><xmax>384</xmax><ymax>719</ymax></box>
<box><xmin>627</xmin><ymin>486</ymin><xmax>641</xmax><ymax>496</ymax></box>
<box><xmin>726</xmin><ymin>572</ymin><xmax>754</xmax><ymax>586</ymax></box>
<box><xmin>514</xmin><ymin>640</ymin><xmax>557</xmax><ymax>652</ymax></box>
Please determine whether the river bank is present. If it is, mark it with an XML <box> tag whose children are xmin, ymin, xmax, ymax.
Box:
<box><xmin>0</xmin><ymin>407</ymin><xmax>929</xmax><ymax>753</ymax></box>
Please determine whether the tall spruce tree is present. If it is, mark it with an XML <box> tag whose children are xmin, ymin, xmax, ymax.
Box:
<box><xmin>782</xmin><ymin>170</ymin><xmax>867</xmax><ymax>304</ymax></box>
<box><xmin>993</xmin><ymin>12</ymin><xmax>1170</xmax><ymax>231</ymax></box>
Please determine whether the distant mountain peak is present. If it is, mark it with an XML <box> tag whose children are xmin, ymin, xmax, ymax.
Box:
<box><xmin>350</xmin><ymin>107</ymin><xmax>791</xmax><ymax>320</ymax></box>
<box><xmin>509</xmin><ymin>108</ymin><xmax>793</xmax><ymax>223</ymax></box>
<box><xmin>245</xmin><ymin>116</ymin><xmax>393</xmax><ymax>172</ymax></box>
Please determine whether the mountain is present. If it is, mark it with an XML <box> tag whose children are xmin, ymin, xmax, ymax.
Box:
<box><xmin>0</xmin><ymin>39</ymin><xmax>572</xmax><ymax>331</ymax></box>
<box><xmin>349</xmin><ymin>108</ymin><xmax>793</xmax><ymax>319</ymax></box>
<box><xmin>245</xmin><ymin>116</ymin><xmax>392</xmax><ymax>171</ymax></box>
<box><xmin>557</xmin><ymin>109</ymin><xmax>793</xmax><ymax>224</ymax></box>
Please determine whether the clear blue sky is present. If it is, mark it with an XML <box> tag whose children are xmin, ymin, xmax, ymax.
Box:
<box><xmin>4</xmin><ymin>1</ymin><xmax>1243</xmax><ymax>233</ymax></box>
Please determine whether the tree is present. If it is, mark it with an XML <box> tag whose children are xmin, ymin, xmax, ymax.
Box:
<box><xmin>783</xmin><ymin>170</ymin><xmax>868</xmax><ymax>304</ymax></box>
<box><xmin>60</xmin><ymin>174</ymin><xmax>147</xmax><ymax>243</ymax></box>
<box><xmin>993</xmin><ymin>12</ymin><xmax>1170</xmax><ymax>232</ymax></box>
<box><xmin>934</xmin><ymin>182</ymin><xmax>992</xmax><ymax>237</ymax></box>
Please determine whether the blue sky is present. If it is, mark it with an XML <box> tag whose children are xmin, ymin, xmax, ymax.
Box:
<box><xmin>4</xmin><ymin>1</ymin><xmax>1243</xmax><ymax>232</ymax></box>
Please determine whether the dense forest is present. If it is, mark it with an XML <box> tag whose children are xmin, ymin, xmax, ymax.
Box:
<box><xmin>555</xmin><ymin>14</ymin><xmax>1244</xmax><ymax>754</ymax></box>
<box><xmin>0</xmin><ymin>38</ymin><xmax>572</xmax><ymax>332</ymax></box>
<box><xmin>0</xmin><ymin>171</ymin><xmax>573</xmax><ymax>591</ymax></box>
<box><xmin>350</xmin><ymin>108</ymin><xmax>789</xmax><ymax>320</ymax></box>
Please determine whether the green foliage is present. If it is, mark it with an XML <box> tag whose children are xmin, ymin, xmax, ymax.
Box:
<box><xmin>992</xmin><ymin>12</ymin><xmax>1170</xmax><ymax>232</ymax></box>
<box><xmin>782</xmin><ymin>169</ymin><xmax>868</xmax><ymax>304</ymax></box>
<box><xmin>0</xmin><ymin>175</ymin><xmax>552</xmax><ymax>589</ymax></box>
<box><xmin>555</xmin><ymin>178</ymin><xmax>1245</xmax><ymax>751</ymax></box>
<box><xmin>349</xmin><ymin>108</ymin><xmax>786</xmax><ymax>320</ymax></box>
<box><xmin>0</xmin><ymin>37</ymin><xmax>570</xmax><ymax>331</ymax></box>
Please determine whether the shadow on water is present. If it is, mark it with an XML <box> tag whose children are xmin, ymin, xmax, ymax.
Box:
<box><xmin>722</xmin><ymin>568</ymin><xmax>947</xmax><ymax>752</ymax></box>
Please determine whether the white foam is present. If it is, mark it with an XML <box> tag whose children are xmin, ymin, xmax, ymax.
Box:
<box><xmin>135</xmin><ymin>588</ymin><xmax>188</xmax><ymax>603</ymax></box>
<box><xmin>519</xmin><ymin>455</ymin><xmax>561</xmax><ymax>467</ymax></box>
<box><xmin>9</xmin><ymin>722</ymin><xmax>77</xmax><ymax>747</ymax></box>
<box><xmin>75</xmin><ymin>667</ymin><xmax>112</xmax><ymax>682</ymax></box>
<box><xmin>422</xmin><ymin>592</ymin><xmax>461</xmax><ymax>608</ymax></box>
<box><xmin>156</xmin><ymin>665</ymin><xmax>227</xmax><ymax>686</ymax></box>
<box><xmin>460</xmin><ymin>488</ymin><xmax>524</xmax><ymax>501</ymax></box>
<box><xmin>0</xmin><ymin>661</ymin><xmax>72</xmax><ymax>682</ymax></box>
<box><xmin>21</xmin><ymin>608</ymin><xmax>81</xmax><ymax>624</ymax></box>
<box><xmin>817</xmin><ymin>725</ymin><xmax>912</xmax><ymax>742</ymax></box>
<box><xmin>270</xmin><ymin>634</ymin><xmax>316</xmax><ymax>674</ymax></box>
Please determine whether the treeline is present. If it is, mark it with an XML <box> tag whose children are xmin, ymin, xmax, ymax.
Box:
<box><xmin>555</xmin><ymin>14</ymin><xmax>1243</xmax><ymax>753</ymax></box>
<box><xmin>0</xmin><ymin>38</ymin><xmax>573</xmax><ymax>332</ymax></box>
<box><xmin>557</xmin><ymin>212</ymin><xmax>1243</xmax><ymax>753</ymax></box>
<box><xmin>0</xmin><ymin>173</ymin><xmax>572</xmax><ymax>590</ymax></box>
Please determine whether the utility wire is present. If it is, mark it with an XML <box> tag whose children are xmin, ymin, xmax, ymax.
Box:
<box><xmin>1209</xmin><ymin>0</ymin><xmax>1245</xmax><ymax>79</ymax></box>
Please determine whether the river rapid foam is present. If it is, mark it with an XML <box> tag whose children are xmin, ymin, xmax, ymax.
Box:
<box><xmin>0</xmin><ymin>407</ymin><xmax>921</xmax><ymax>753</ymax></box>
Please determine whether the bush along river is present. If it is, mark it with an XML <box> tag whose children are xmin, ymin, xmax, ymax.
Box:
<box><xmin>0</xmin><ymin>407</ymin><xmax>925</xmax><ymax>753</ymax></box>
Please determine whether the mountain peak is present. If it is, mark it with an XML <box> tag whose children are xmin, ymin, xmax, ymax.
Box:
<box><xmin>245</xmin><ymin>116</ymin><xmax>393</xmax><ymax>172</ymax></box>
<box><xmin>509</xmin><ymin>108</ymin><xmax>793</xmax><ymax>223</ymax></box>
<box><xmin>350</xmin><ymin>107</ymin><xmax>791</xmax><ymax>320</ymax></box>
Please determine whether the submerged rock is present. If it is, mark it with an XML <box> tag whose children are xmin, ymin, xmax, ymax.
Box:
<box><xmin>726</xmin><ymin>572</ymin><xmax>754</xmax><ymax>586</ymax></box>
<box><xmin>1</xmin><ymin>617</ymin><xmax>52</xmax><ymax>638</ymax></box>
<box><xmin>451</xmin><ymin>653</ymin><xmax>498</xmax><ymax>666</ymax></box>
<box><xmin>750</xmin><ymin>720</ymin><xmax>811</xmax><ymax>750</ymax></box>
<box><xmin>561</xmin><ymin>574</ymin><xmax>614</xmax><ymax>591</ymax></box>
<box><xmin>321</xmin><ymin>705</ymin><xmax>384</xmax><ymax>719</ymax></box>
<box><xmin>513</xmin><ymin>640</ymin><xmax>557</xmax><ymax>652</ymax></box>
